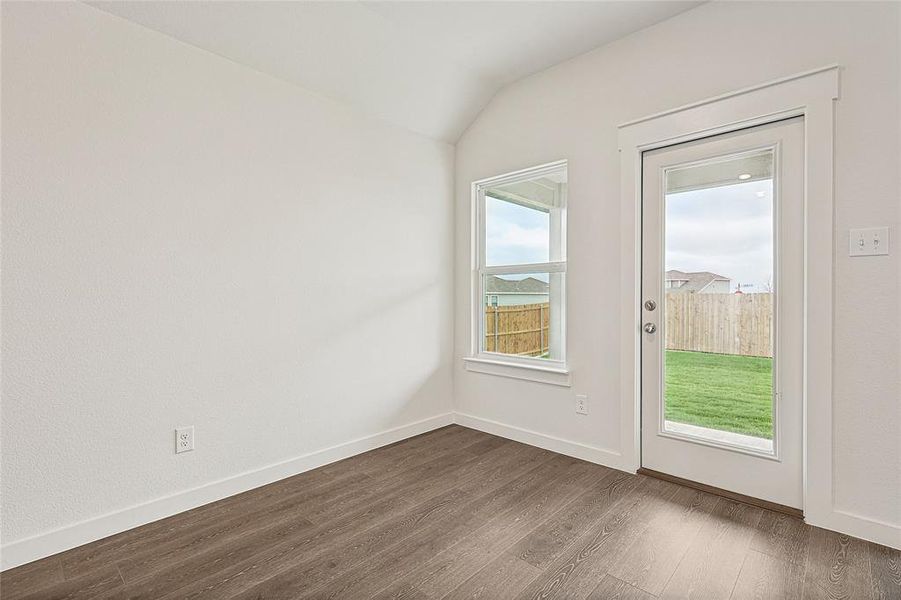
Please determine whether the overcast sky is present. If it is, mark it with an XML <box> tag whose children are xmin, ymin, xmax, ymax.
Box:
<box><xmin>666</xmin><ymin>179</ymin><xmax>774</xmax><ymax>292</ymax></box>
<box><xmin>486</xmin><ymin>196</ymin><xmax>549</xmax><ymax>275</ymax></box>
<box><xmin>486</xmin><ymin>180</ymin><xmax>774</xmax><ymax>291</ymax></box>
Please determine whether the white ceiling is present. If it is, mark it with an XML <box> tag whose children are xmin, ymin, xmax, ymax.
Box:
<box><xmin>88</xmin><ymin>1</ymin><xmax>703</xmax><ymax>143</ymax></box>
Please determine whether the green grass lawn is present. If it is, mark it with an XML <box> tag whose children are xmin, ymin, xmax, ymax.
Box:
<box><xmin>665</xmin><ymin>350</ymin><xmax>773</xmax><ymax>439</ymax></box>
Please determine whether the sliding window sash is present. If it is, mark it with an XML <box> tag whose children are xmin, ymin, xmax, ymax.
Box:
<box><xmin>472</xmin><ymin>160</ymin><xmax>567</xmax><ymax>367</ymax></box>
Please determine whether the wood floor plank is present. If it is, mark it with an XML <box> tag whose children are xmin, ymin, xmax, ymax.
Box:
<box><xmin>14</xmin><ymin>566</ymin><xmax>124</xmax><ymax>600</ymax></box>
<box><xmin>137</xmin><ymin>440</ymin><xmax>503</xmax><ymax>599</ymax></box>
<box><xmin>2</xmin><ymin>426</ymin><xmax>894</xmax><ymax>600</ymax></box>
<box><xmin>751</xmin><ymin>510</ymin><xmax>810</xmax><ymax>565</ymax></box>
<box><xmin>302</xmin><ymin>437</ymin><xmax>546</xmax><ymax>534</ymax></box>
<box><xmin>375</xmin><ymin>586</ymin><xmax>433</xmax><ymax>600</ymax></box>
<box><xmin>660</xmin><ymin>498</ymin><xmax>764</xmax><ymax>600</ymax></box>
<box><xmin>145</xmin><ymin>492</ymin><xmax>418</xmax><ymax>600</ymax></box>
<box><xmin>369</xmin><ymin>582</ymin><xmax>428</xmax><ymax>600</ymax></box>
<box><xmin>586</xmin><ymin>574</ymin><xmax>656</xmax><ymax>600</ymax></box>
<box><xmin>116</xmin><ymin>472</ymin><xmax>343</xmax><ymax>581</ymax></box>
<box><xmin>607</xmin><ymin>484</ymin><xmax>719</xmax><ymax>595</ymax></box>
<box><xmin>731</xmin><ymin>549</ymin><xmax>805</xmax><ymax>599</ymax></box>
<box><xmin>804</xmin><ymin>526</ymin><xmax>875</xmax><ymax>600</ymax></box>
<box><xmin>451</xmin><ymin>443</ymin><xmax>555</xmax><ymax>497</ymax></box>
<box><xmin>56</xmin><ymin>462</ymin><xmax>347</xmax><ymax>578</ymax></box>
<box><xmin>868</xmin><ymin>541</ymin><xmax>901</xmax><ymax>600</ymax></box>
<box><xmin>165</xmin><ymin>486</ymin><xmax>473</xmax><ymax>600</ymax></box>
<box><xmin>118</xmin><ymin>514</ymin><xmax>317</xmax><ymax>599</ymax></box>
<box><xmin>0</xmin><ymin>556</ymin><xmax>65</xmax><ymax>599</ymax></box>
<box><xmin>304</xmin><ymin>430</ymin><xmax>496</xmax><ymax>519</ymax></box>
<box><xmin>378</xmin><ymin>455</ymin><xmax>604</xmax><ymax>599</ymax></box>
<box><xmin>800</xmin><ymin>578</ymin><xmax>844</xmax><ymax>600</ymax></box>
<box><xmin>157</xmin><ymin>436</ymin><xmax>552</xmax><ymax>600</ymax></box>
<box><xmin>440</xmin><ymin>552</ymin><xmax>541</xmax><ymax>600</ymax></box>
<box><xmin>509</xmin><ymin>469</ymin><xmax>637</xmax><ymax>570</ymax></box>
<box><xmin>289</xmin><ymin>454</ymin><xmax>589</xmax><ymax>600</ymax></box>
<box><xmin>458</xmin><ymin>434</ymin><xmax>511</xmax><ymax>457</ymax></box>
<box><xmin>305</xmin><ymin>437</ymin><xmax>534</xmax><ymax>525</ymax></box>
<box><xmin>517</xmin><ymin>475</ymin><xmax>682</xmax><ymax>600</ymax></box>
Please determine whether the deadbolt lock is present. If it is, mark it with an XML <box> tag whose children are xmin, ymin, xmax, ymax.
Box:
<box><xmin>644</xmin><ymin>300</ymin><xmax>657</xmax><ymax>311</ymax></box>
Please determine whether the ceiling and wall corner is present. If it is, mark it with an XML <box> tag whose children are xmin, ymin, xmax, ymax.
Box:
<box><xmin>86</xmin><ymin>0</ymin><xmax>703</xmax><ymax>143</ymax></box>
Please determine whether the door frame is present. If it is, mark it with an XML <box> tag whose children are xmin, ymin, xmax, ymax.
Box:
<box><xmin>617</xmin><ymin>66</ymin><xmax>839</xmax><ymax>527</ymax></box>
<box><xmin>639</xmin><ymin>119</ymin><xmax>805</xmax><ymax>511</ymax></box>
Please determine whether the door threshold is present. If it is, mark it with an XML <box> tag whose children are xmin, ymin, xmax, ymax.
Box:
<box><xmin>637</xmin><ymin>467</ymin><xmax>803</xmax><ymax>519</ymax></box>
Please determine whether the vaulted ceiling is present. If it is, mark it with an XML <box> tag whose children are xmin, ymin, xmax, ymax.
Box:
<box><xmin>89</xmin><ymin>1</ymin><xmax>702</xmax><ymax>143</ymax></box>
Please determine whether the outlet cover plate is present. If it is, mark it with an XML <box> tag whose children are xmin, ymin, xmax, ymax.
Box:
<box><xmin>176</xmin><ymin>426</ymin><xmax>195</xmax><ymax>453</ymax></box>
<box><xmin>575</xmin><ymin>394</ymin><xmax>588</xmax><ymax>415</ymax></box>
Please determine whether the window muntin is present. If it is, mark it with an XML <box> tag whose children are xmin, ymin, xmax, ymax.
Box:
<box><xmin>474</xmin><ymin>162</ymin><xmax>567</xmax><ymax>366</ymax></box>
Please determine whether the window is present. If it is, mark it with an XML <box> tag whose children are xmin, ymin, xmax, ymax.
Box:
<box><xmin>472</xmin><ymin>161</ymin><xmax>567</xmax><ymax>370</ymax></box>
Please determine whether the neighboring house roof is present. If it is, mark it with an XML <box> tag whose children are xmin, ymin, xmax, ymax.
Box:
<box><xmin>665</xmin><ymin>270</ymin><xmax>730</xmax><ymax>293</ymax></box>
<box><xmin>485</xmin><ymin>275</ymin><xmax>549</xmax><ymax>294</ymax></box>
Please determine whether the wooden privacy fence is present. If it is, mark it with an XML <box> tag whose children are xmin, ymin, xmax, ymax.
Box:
<box><xmin>665</xmin><ymin>293</ymin><xmax>773</xmax><ymax>358</ymax></box>
<box><xmin>484</xmin><ymin>303</ymin><xmax>549</xmax><ymax>356</ymax></box>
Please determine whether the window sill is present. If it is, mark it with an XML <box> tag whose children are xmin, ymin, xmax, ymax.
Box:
<box><xmin>462</xmin><ymin>357</ymin><xmax>571</xmax><ymax>387</ymax></box>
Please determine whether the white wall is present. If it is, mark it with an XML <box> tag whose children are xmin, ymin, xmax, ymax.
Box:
<box><xmin>1</xmin><ymin>2</ymin><xmax>454</xmax><ymax>566</ymax></box>
<box><xmin>455</xmin><ymin>1</ymin><xmax>900</xmax><ymax>543</ymax></box>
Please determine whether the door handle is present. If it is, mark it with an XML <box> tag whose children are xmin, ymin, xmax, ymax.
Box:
<box><xmin>643</xmin><ymin>323</ymin><xmax>657</xmax><ymax>334</ymax></box>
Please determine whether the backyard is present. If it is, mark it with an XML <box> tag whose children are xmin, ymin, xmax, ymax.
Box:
<box><xmin>665</xmin><ymin>350</ymin><xmax>773</xmax><ymax>439</ymax></box>
<box><xmin>483</xmin><ymin>298</ymin><xmax>776</xmax><ymax>440</ymax></box>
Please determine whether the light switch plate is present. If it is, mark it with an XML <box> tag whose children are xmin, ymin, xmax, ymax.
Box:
<box><xmin>849</xmin><ymin>227</ymin><xmax>890</xmax><ymax>257</ymax></box>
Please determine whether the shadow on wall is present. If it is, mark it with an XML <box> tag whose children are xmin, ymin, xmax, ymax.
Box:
<box><xmin>205</xmin><ymin>277</ymin><xmax>453</xmax><ymax>458</ymax></box>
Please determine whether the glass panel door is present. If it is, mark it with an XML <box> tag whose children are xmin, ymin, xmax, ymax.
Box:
<box><xmin>640</xmin><ymin>117</ymin><xmax>804</xmax><ymax>509</ymax></box>
<box><xmin>663</xmin><ymin>149</ymin><xmax>776</xmax><ymax>453</ymax></box>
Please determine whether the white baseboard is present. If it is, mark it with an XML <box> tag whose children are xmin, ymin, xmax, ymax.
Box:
<box><xmin>0</xmin><ymin>412</ymin><xmax>454</xmax><ymax>571</ymax></box>
<box><xmin>454</xmin><ymin>413</ymin><xmax>900</xmax><ymax>550</ymax></box>
<box><xmin>4</xmin><ymin>409</ymin><xmax>897</xmax><ymax>571</ymax></box>
<box><xmin>453</xmin><ymin>412</ymin><xmax>629</xmax><ymax>472</ymax></box>
<box><xmin>808</xmin><ymin>508</ymin><xmax>901</xmax><ymax>550</ymax></box>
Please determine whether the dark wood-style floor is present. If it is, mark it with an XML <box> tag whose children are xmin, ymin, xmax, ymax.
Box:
<box><xmin>2</xmin><ymin>425</ymin><xmax>899</xmax><ymax>600</ymax></box>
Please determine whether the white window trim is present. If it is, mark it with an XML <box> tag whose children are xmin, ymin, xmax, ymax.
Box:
<box><xmin>462</xmin><ymin>356</ymin><xmax>571</xmax><ymax>387</ymax></box>
<box><xmin>468</xmin><ymin>160</ymin><xmax>569</xmax><ymax>383</ymax></box>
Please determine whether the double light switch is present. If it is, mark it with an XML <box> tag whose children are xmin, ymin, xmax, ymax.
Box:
<box><xmin>849</xmin><ymin>227</ymin><xmax>890</xmax><ymax>257</ymax></box>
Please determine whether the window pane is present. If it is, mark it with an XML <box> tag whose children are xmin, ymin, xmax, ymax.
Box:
<box><xmin>485</xmin><ymin>196</ymin><xmax>549</xmax><ymax>266</ymax></box>
<box><xmin>484</xmin><ymin>169</ymin><xmax>565</xmax><ymax>266</ymax></box>
<box><xmin>663</xmin><ymin>149</ymin><xmax>775</xmax><ymax>453</ymax></box>
<box><xmin>483</xmin><ymin>273</ymin><xmax>563</xmax><ymax>360</ymax></box>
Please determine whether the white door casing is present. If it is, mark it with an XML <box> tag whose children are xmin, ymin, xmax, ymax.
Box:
<box><xmin>618</xmin><ymin>66</ymin><xmax>854</xmax><ymax>538</ymax></box>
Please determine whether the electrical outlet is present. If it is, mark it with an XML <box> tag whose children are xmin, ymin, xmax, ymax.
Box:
<box><xmin>849</xmin><ymin>227</ymin><xmax>890</xmax><ymax>257</ymax></box>
<box><xmin>575</xmin><ymin>394</ymin><xmax>588</xmax><ymax>415</ymax></box>
<box><xmin>175</xmin><ymin>426</ymin><xmax>194</xmax><ymax>454</ymax></box>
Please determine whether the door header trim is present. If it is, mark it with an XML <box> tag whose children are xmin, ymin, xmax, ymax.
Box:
<box><xmin>618</xmin><ymin>64</ymin><xmax>839</xmax><ymax>129</ymax></box>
